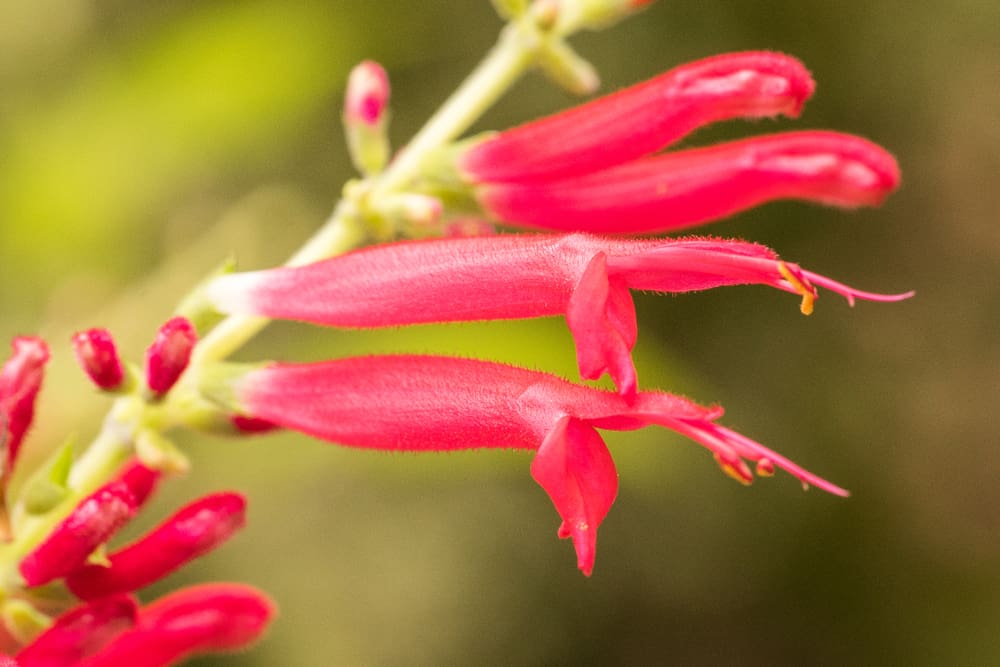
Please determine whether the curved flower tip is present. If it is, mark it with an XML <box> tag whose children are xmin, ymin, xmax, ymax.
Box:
<box><xmin>82</xmin><ymin>584</ymin><xmax>275</xmax><ymax>667</ymax></box>
<box><xmin>459</xmin><ymin>51</ymin><xmax>814</xmax><ymax>183</ymax></box>
<box><xmin>477</xmin><ymin>130</ymin><xmax>900</xmax><ymax>234</ymax></box>
<box><xmin>0</xmin><ymin>336</ymin><xmax>50</xmax><ymax>475</ymax></box>
<box><xmin>205</xmin><ymin>355</ymin><xmax>845</xmax><ymax>574</ymax></box>
<box><xmin>531</xmin><ymin>416</ymin><xmax>618</xmax><ymax>576</ymax></box>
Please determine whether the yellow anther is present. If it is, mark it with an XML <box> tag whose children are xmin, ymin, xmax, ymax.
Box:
<box><xmin>714</xmin><ymin>454</ymin><xmax>752</xmax><ymax>486</ymax></box>
<box><xmin>777</xmin><ymin>261</ymin><xmax>816</xmax><ymax>316</ymax></box>
<box><xmin>755</xmin><ymin>458</ymin><xmax>775</xmax><ymax>477</ymax></box>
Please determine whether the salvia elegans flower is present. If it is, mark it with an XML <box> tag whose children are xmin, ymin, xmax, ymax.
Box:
<box><xmin>458</xmin><ymin>51</ymin><xmax>816</xmax><ymax>183</ymax></box>
<box><xmin>207</xmin><ymin>233</ymin><xmax>912</xmax><ymax>398</ymax></box>
<box><xmin>448</xmin><ymin>51</ymin><xmax>898</xmax><ymax>234</ymax></box>
<box><xmin>203</xmin><ymin>354</ymin><xmax>848</xmax><ymax>576</ymax></box>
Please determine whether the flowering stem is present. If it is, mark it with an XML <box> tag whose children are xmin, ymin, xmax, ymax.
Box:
<box><xmin>371</xmin><ymin>23</ymin><xmax>534</xmax><ymax>197</ymax></box>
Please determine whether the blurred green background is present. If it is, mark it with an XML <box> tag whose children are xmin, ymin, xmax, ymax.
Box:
<box><xmin>1</xmin><ymin>1</ymin><xmax>998</xmax><ymax>664</ymax></box>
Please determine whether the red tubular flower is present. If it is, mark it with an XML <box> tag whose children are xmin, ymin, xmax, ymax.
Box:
<box><xmin>15</xmin><ymin>595</ymin><xmax>137</xmax><ymax>667</ymax></box>
<box><xmin>80</xmin><ymin>584</ymin><xmax>275</xmax><ymax>667</ymax></box>
<box><xmin>206</xmin><ymin>355</ymin><xmax>847</xmax><ymax>575</ymax></box>
<box><xmin>0</xmin><ymin>337</ymin><xmax>50</xmax><ymax>477</ymax></box>
<box><xmin>458</xmin><ymin>51</ymin><xmax>815</xmax><ymax>183</ymax></box>
<box><xmin>66</xmin><ymin>493</ymin><xmax>247</xmax><ymax>600</ymax></box>
<box><xmin>477</xmin><ymin>130</ymin><xmax>900</xmax><ymax>233</ymax></box>
<box><xmin>144</xmin><ymin>317</ymin><xmax>197</xmax><ymax>396</ymax></box>
<box><xmin>19</xmin><ymin>482</ymin><xmax>138</xmax><ymax>587</ymax></box>
<box><xmin>206</xmin><ymin>233</ymin><xmax>911</xmax><ymax>398</ymax></box>
<box><xmin>72</xmin><ymin>329</ymin><xmax>125</xmax><ymax>391</ymax></box>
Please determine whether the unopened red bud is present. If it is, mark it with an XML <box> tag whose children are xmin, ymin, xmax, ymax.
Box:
<box><xmin>19</xmin><ymin>481</ymin><xmax>137</xmax><ymax>587</ymax></box>
<box><xmin>0</xmin><ymin>336</ymin><xmax>50</xmax><ymax>476</ymax></box>
<box><xmin>345</xmin><ymin>60</ymin><xmax>390</xmax><ymax>127</ymax></box>
<box><xmin>67</xmin><ymin>493</ymin><xmax>247</xmax><ymax>600</ymax></box>
<box><xmin>15</xmin><ymin>596</ymin><xmax>137</xmax><ymax>666</ymax></box>
<box><xmin>144</xmin><ymin>317</ymin><xmax>197</xmax><ymax>396</ymax></box>
<box><xmin>83</xmin><ymin>584</ymin><xmax>275</xmax><ymax>666</ymax></box>
<box><xmin>72</xmin><ymin>329</ymin><xmax>124</xmax><ymax>391</ymax></box>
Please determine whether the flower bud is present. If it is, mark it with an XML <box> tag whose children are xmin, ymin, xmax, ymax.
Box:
<box><xmin>144</xmin><ymin>317</ymin><xmax>197</xmax><ymax>397</ymax></box>
<box><xmin>344</xmin><ymin>60</ymin><xmax>391</xmax><ymax>175</ymax></box>
<box><xmin>67</xmin><ymin>493</ymin><xmax>247</xmax><ymax>600</ymax></box>
<box><xmin>14</xmin><ymin>596</ymin><xmax>137</xmax><ymax>666</ymax></box>
<box><xmin>0</xmin><ymin>337</ymin><xmax>50</xmax><ymax>478</ymax></box>
<box><xmin>19</xmin><ymin>482</ymin><xmax>137</xmax><ymax>587</ymax></box>
<box><xmin>82</xmin><ymin>584</ymin><xmax>275</xmax><ymax>666</ymax></box>
<box><xmin>72</xmin><ymin>329</ymin><xmax>125</xmax><ymax>391</ymax></box>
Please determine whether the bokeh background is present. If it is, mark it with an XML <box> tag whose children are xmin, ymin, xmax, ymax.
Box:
<box><xmin>1</xmin><ymin>1</ymin><xmax>998</xmax><ymax>664</ymax></box>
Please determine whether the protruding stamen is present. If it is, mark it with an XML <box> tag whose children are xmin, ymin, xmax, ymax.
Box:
<box><xmin>777</xmin><ymin>261</ymin><xmax>816</xmax><ymax>315</ymax></box>
<box><xmin>714</xmin><ymin>453</ymin><xmax>753</xmax><ymax>485</ymax></box>
<box><xmin>755</xmin><ymin>458</ymin><xmax>775</xmax><ymax>476</ymax></box>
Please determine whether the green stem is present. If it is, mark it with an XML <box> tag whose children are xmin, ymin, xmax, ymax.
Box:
<box><xmin>372</xmin><ymin>23</ymin><xmax>534</xmax><ymax>196</ymax></box>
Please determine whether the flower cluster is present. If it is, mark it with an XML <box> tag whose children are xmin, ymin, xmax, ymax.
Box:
<box><xmin>0</xmin><ymin>328</ymin><xmax>273</xmax><ymax>665</ymax></box>
<box><xmin>199</xmin><ymin>50</ymin><xmax>909</xmax><ymax>575</ymax></box>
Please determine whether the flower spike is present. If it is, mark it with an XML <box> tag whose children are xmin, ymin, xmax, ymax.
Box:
<box><xmin>206</xmin><ymin>233</ymin><xmax>912</xmax><ymax>398</ymax></box>
<box><xmin>202</xmin><ymin>355</ymin><xmax>848</xmax><ymax>575</ymax></box>
<box><xmin>458</xmin><ymin>51</ymin><xmax>814</xmax><ymax>183</ymax></box>
<box><xmin>477</xmin><ymin>130</ymin><xmax>900</xmax><ymax>233</ymax></box>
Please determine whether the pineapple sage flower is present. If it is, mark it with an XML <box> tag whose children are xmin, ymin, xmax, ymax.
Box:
<box><xmin>443</xmin><ymin>52</ymin><xmax>899</xmax><ymax>234</ymax></box>
<box><xmin>202</xmin><ymin>355</ymin><xmax>849</xmax><ymax>576</ymax></box>
<box><xmin>206</xmin><ymin>233</ymin><xmax>912</xmax><ymax>398</ymax></box>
